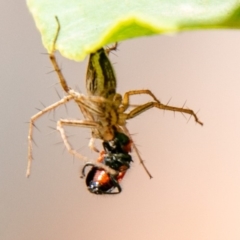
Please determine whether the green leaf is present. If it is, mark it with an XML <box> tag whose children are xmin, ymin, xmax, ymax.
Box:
<box><xmin>27</xmin><ymin>0</ymin><xmax>240</xmax><ymax>61</ymax></box>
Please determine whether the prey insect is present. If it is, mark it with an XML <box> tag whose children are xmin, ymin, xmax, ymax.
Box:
<box><xmin>26</xmin><ymin>16</ymin><xmax>203</xmax><ymax>178</ymax></box>
<box><xmin>81</xmin><ymin>130</ymin><xmax>133</xmax><ymax>194</ymax></box>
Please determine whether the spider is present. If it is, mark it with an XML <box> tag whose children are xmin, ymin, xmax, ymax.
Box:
<box><xmin>26</xmin><ymin>17</ymin><xmax>203</xmax><ymax>178</ymax></box>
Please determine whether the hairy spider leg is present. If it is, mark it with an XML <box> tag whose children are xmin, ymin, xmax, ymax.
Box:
<box><xmin>27</xmin><ymin>95</ymin><xmax>73</xmax><ymax>177</ymax></box>
<box><xmin>120</xmin><ymin>90</ymin><xmax>203</xmax><ymax>126</ymax></box>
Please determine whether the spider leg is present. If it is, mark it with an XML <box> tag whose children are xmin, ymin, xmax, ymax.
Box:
<box><xmin>49</xmin><ymin>16</ymin><xmax>71</xmax><ymax>94</ymax></box>
<box><xmin>57</xmin><ymin>119</ymin><xmax>100</xmax><ymax>161</ymax></box>
<box><xmin>105</xmin><ymin>42</ymin><xmax>118</xmax><ymax>55</ymax></box>
<box><xmin>125</xmin><ymin>101</ymin><xmax>203</xmax><ymax>125</ymax></box>
<box><xmin>75</xmin><ymin>95</ymin><xmax>106</xmax><ymax>117</ymax></box>
<box><xmin>119</xmin><ymin>89</ymin><xmax>161</xmax><ymax>113</ymax></box>
<box><xmin>122</xmin><ymin>126</ymin><xmax>153</xmax><ymax>179</ymax></box>
<box><xmin>88</xmin><ymin>137</ymin><xmax>100</xmax><ymax>153</ymax></box>
<box><xmin>119</xmin><ymin>89</ymin><xmax>203</xmax><ymax>125</ymax></box>
<box><xmin>26</xmin><ymin>95</ymin><xmax>73</xmax><ymax>177</ymax></box>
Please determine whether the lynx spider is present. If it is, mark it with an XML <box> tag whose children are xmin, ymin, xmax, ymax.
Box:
<box><xmin>26</xmin><ymin>17</ymin><xmax>203</xmax><ymax>178</ymax></box>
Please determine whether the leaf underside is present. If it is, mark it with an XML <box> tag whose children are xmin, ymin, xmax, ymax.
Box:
<box><xmin>27</xmin><ymin>0</ymin><xmax>240</xmax><ymax>61</ymax></box>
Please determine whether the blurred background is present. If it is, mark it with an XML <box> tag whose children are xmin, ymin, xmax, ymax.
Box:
<box><xmin>1</xmin><ymin>1</ymin><xmax>240</xmax><ymax>240</ymax></box>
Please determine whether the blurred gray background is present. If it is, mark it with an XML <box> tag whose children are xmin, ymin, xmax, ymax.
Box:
<box><xmin>2</xmin><ymin>1</ymin><xmax>240</xmax><ymax>240</ymax></box>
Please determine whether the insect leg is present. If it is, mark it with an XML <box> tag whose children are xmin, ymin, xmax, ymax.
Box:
<box><xmin>27</xmin><ymin>95</ymin><xmax>73</xmax><ymax>177</ymax></box>
<box><xmin>80</xmin><ymin>163</ymin><xmax>96</xmax><ymax>178</ymax></box>
<box><xmin>107</xmin><ymin>175</ymin><xmax>122</xmax><ymax>194</ymax></box>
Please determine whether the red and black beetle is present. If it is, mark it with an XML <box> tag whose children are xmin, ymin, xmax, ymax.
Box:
<box><xmin>81</xmin><ymin>131</ymin><xmax>132</xmax><ymax>194</ymax></box>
